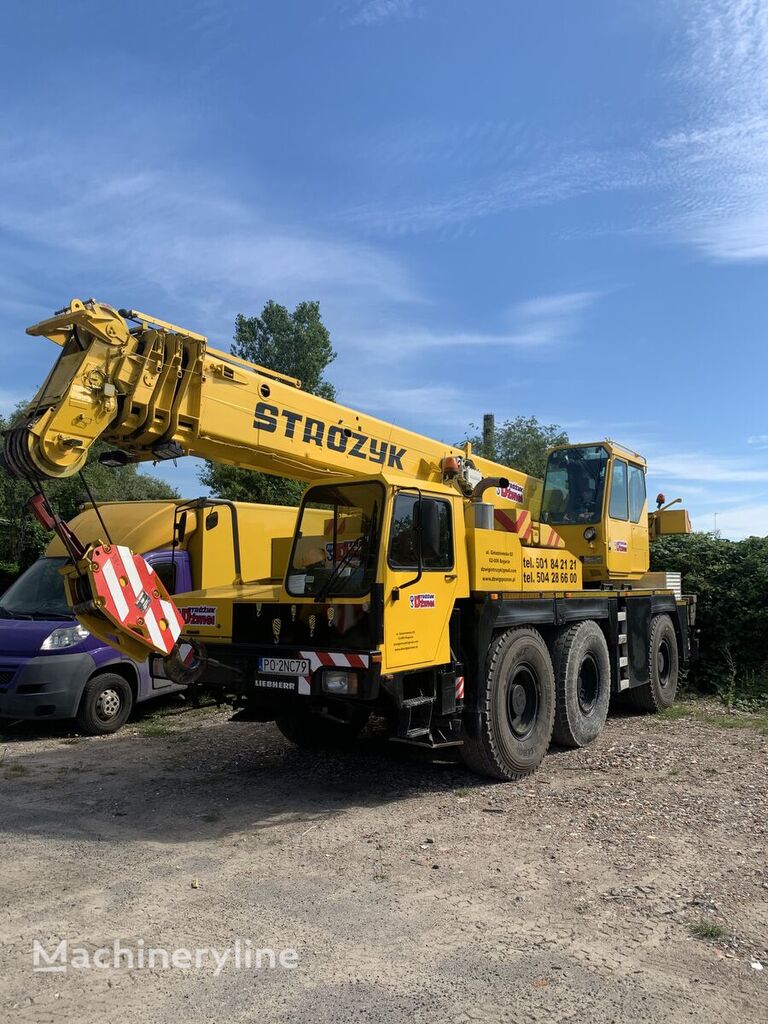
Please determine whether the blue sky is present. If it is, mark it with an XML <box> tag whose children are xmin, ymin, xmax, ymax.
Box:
<box><xmin>1</xmin><ymin>0</ymin><xmax>767</xmax><ymax>537</ymax></box>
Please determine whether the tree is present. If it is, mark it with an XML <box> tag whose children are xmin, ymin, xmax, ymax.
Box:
<box><xmin>0</xmin><ymin>410</ymin><xmax>177</xmax><ymax>586</ymax></box>
<box><xmin>199</xmin><ymin>300</ymin><xmax>337</xmax><ymax>505</ymax></box>
<box><xmin>464</xmin><ymin>415</ymin><xmax>569</xmax><ymax>478</ymax></box>
<box><xmin>651</xmin><ymin>532</ymin><xmax>768</xmax><ymax>704</ymax></box>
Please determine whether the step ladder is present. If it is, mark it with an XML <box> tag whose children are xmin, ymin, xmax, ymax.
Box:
<box><xmin>617</xmin><ymin>609</ymin><xmax>630</xmax><ymax>691</ymax></box>
<box><xmin>397</xmin><ymin>695</ymin><xmax>434</xmax><ymax>739</ymax></box>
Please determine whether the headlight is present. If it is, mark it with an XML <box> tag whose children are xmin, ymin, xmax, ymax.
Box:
<box><xmin>40</xmin><ymin>623</ymin><xmax>90</xmax><ymax>651</ymax></box>
<box><xmin>583</xmin><ymin>527</ymin><xmax>597</xmax><ymax>541</ymax></box>
<box><xmin>322</xmin><ymin>669</ymin><xmax>358</xmax><ymax>695</ymax></box>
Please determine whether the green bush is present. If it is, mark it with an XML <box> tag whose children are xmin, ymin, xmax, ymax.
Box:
<box><xmin>651</xmin><ymin>532</ymin><xmax>768</xmax><ymax>706</ymax></box>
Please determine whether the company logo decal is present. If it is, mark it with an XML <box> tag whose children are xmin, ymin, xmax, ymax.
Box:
<box><xmin>409</xmin><ymin>593</ymin><xmax>436</xmax><ymax>609</ymax></box>
<box><xmin>253</xmin><ymin>402</ymin><xmax>406</xmax><ymax>470</ymax></box>
<box><xmin>179</xmin><ymin>605</ymin><xmax>217</xmax><ymax>627</ymax></box>
<box><xmin>496</xmin><ymin>483</ymin><xmax>525</xmax><ymax>503</ymax></box>
<box><xmin>614</xmin><ymin>540</ymin><xmax>628</xmax><ymax>553</ymax></box>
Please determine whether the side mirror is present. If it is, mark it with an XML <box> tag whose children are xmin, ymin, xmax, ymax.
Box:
<box><xmin>175</xmin><ymin>510</ymin><xmax>188</xmax><ymax>543</ymax></box>
<box><xmin>205</xmin><ymin>510</ymin><xmax>219</xmax><ymax>531</ymax></box>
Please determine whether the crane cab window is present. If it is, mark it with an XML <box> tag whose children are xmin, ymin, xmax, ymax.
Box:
<box><xmin>628</xmin><ymin>464</ymin><xmax>647</xmax><ymax>523</ymax></box>
<box><xmin>609</xmin><ymin>459</ymin><xmax>629</xmax><ymax>520</ymax></box>
<box><xmin>541</xmin><ymin>446</ymin><xmax>609</xmax><ymax>525</ymax></box>
<box><xmin>286</xmin><ymin>481</ymin><xmax>382</xmax><ymax>599</ymax></box>
<box><xmin>388</xmin><ymin>494</ymin><xmax>453</xmax><ymax>571</ymax></box>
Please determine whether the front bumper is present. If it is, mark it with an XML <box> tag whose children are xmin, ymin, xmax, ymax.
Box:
<box><xmin>187</xmin><ymin>645</ymin><xmax>381</xmax><ymax>706</ymax></box>
<box><xmin>0</xmin><ymin>653</ymin><xmax>96</xmax><ymax>720</ymax></box>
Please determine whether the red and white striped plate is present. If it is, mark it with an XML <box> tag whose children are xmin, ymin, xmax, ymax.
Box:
<box><xmin>89</xmin><ymin>544</ymin><xmax>184</xmax><ymax>656</ymax></box>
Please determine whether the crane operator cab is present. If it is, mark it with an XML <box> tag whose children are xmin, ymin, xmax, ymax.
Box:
<box><xmin>541</xmin><ymin>441</ymin><xmax>662</xmax><ymax>585</ymax></box>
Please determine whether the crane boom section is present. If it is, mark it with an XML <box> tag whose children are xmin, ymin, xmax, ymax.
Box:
<box><xmin>8</xmin><ymin>300</ymin><xmax>540</xmax><ymax>507</ymax></box>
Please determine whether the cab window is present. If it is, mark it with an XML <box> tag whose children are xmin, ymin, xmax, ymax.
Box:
<box><xmin>609</xmin><ymin>459</ymin><xmax>629</xmax><ymax>520</ymax></box>
<box><xmin>541</xmin><ymin>445</ymin><xmax>609</xmax><ymax>525</ymax></box>
<box><xmin>628</xmin><ymin>464</ymin><xmax>646</xmax><ymax>523</ymax></box>
<box><xmin>389</xmin><ymin>494</ymin><xmax>453</xmax><ymax>570</ymax></box>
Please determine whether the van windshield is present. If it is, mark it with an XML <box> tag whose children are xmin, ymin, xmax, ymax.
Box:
<box><xmin>541</xmin><ymin>446</ymin><xmax>610</xmax><ymax>525</ymax></box>
<box><xmin>0</xmin><ymin>557</ymin><xmax>73</xmax><ymax>619</ymax></box>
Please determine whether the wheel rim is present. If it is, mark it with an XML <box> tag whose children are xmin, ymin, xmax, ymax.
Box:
<box><xmin>506</xmin><ymin>664</ymin><xmax>539</xmax><ymax>740</ymax></box>
<box><xmin>657</xmin><ymin>639</ymin><xmax>672</xmax><ymax>688</ymax></box>
<box><xmin>577</xmin><ymin>653</ymin><xmax>600</xmax><ymax>716</ymax></box>
<box><xmin>95</xmin><ymin>688</ymin><xmax>122</xmax><ymax>722</ymax></box>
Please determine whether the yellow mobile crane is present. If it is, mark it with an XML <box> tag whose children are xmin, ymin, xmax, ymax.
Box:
<box><xmin>2</xmin><ymin>300</ymin><xmax>694</xmax><ymax>779</ymax></box>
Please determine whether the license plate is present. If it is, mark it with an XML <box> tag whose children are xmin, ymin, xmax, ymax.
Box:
<box><xmin>257</xmin><ymin>657</ymin><xmax>310</xmax><ymax>677</ymax></box>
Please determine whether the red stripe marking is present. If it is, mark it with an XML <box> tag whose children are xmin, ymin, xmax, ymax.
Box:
<box><xmin>316</xmin><ymin>651</ymin><xmax>336</xmax><ymax>667</ymax></box>
<box><xmin>494</xmin><ymin>509</ymin><xmax>516</xmax><ymax>532</ymax></box>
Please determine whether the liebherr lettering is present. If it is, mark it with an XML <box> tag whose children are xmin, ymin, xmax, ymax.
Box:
<box><xmin>253</xmin><ymin>402</ymin><xmax>407</xmax><ymax>470</ymax></box>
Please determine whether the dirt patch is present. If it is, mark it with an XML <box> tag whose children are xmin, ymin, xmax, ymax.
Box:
<box><xmin>1</xmin><ymin>701</ymin><xmax>766</xmax><ymax>1023</ymax></box>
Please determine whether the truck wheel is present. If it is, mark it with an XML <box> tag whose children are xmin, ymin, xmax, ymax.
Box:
<box><xmin>551</xmin><ymin>620</ymin><xmax>611</xmax><ymax>748</ymax></box>
<box><xmin>76</xmin><ymin>674</ymin><xmax>133</xmax><ymax>735</ymax></box>
<box><xmin>275</xmin><ymin>708</ymin><xmax>370</xmax><ymax>749</ymax></box>
<box><xmin>460</xmin><ymin>627</ymin><xmax>555</xmax><ymax>781</ymax></box>
<box><xmin>627</xmin><ymin>614</ymin><xmax>679</xmax><ymax>712</ymax></box>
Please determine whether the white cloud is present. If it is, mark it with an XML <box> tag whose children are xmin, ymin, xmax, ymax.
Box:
<box><xmin>341</xmin><ymin>2</ymin><xmax>768</xmax><ymax>263</ymax></box>
<box><xmin>747</xmin><ymin>434</ymin><xmax>768</xmax><ymax>448</ymax></box>
<box><xmin>0</xmin><ymin>148</ymin><xmax>418</xmax><ymax>336</ymax></box>
<box><xmin>639</xmin><ymin>0</ymin><xmax>768</xmax><ymax>261</ymax></box>
<box><xmin>343</xmin><ymin>0</ymin><xmax>421</xmax><ymax>26</ymax></box>
<box><xmin>345</xmin><ymin>290</ymin><xmax>600</xmax><ymax>358</ymax></box>
<box><xmin>345</xmin><ymin>150</ymin><xmax>627</xmax><ymax>236</ymax></box>
<box><xmin>513</xmin><ymin>291</ymin><xmax>598</xmax><ymax>321</ymax></box>
<box><xmin>691</xmin><ymin>501</ymin><xmax>768</xmax><ymax>539</ymax></box>
<box><xmin>649</xmin><ymin>451</ymin><xmax>768</xmax><ymax>484</ymax></box>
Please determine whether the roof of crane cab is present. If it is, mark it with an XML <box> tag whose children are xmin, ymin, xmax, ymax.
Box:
<box><xmin>299</xmin><ymin>470</ymin><xmax>459</xmax><ymax>498</ymax></box>
<box><xmin>547</xmin><ymin>440</ymin><xmax>647</xmax><ymax>467</ymax></box>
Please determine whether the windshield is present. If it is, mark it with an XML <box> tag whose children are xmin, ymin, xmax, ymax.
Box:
<box><xmin>541</xmin><ymin>446</ymin><xmax>610</xmax><ymax>525</ymax></box>
<box><xmin>286</xmin><ymin>482</ymin><xmax>382</xmax><ymax>599</ymax></box>
<box><xmin>0</xmin><ymin>557</ymin><xmax>73</xmax><ymax>619</ymax></box>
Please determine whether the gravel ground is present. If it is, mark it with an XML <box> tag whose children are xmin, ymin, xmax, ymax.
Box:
<box><xmin>1</xmin><ymin>700</ymin><xmax>766</xmax><ymax>1023</ymax></box>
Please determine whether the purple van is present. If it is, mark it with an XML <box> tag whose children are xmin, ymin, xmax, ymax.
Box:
<box><xmin>0</xmin><ymin>547</ymin><xmax>190</xmax><ymax>733</ymax></box>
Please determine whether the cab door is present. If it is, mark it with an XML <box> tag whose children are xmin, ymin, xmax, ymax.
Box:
<box><xmin>383</xmin><ymin>490</ymin><xmax>458</xmax><ymax>671</ymax></box>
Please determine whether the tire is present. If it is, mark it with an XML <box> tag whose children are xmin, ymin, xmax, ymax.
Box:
<box><xmin>551</xmin><ymin>620</ymin><xmax>611</xmax><ymax>748</ymax></box>
<box><xmin>460</xmin><ymin>627</ymin><xmax>555</xmax><ymax>781</ymax></box>
<box><xmin>275</xmin><ymin>707</ymin><xmax>370</xmax><ymax>749</ymax></box>
<box><xmin>76</xmin><ymin>673</ymin><xmax>133</xmax><ymax>735</ymax></box>
<box><xmin>626</xmin><ymin>614</ymin><xmax>679</xmax><ymax>712</ymax></box>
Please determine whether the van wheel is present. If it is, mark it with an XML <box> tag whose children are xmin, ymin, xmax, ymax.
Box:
<box><xmin>552</xmin><ymin>620</ymin><xmax>611</xmax><ymax>748</ymax></box>
<box><xmin>461</xmin><ymin>627</ymin><xmax>555</xmax><ymax>781</ymax></box>
<box><xmin>275</xmin><ymin>708</ymin><xmax>370</xmax><ymax>749</ymax></box>
<box><xmin>627</xmin><ymin>614</ymin><xmax>679</xmax><ymax>712</ymax></box>
<box><xmin>76</xmin><ymin>674</ymin><xmax>133</xmax><ymax>735</ymax></box>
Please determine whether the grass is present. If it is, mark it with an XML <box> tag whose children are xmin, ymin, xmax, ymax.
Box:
<box><xmin>658</xmin><ymin>701</ymin><xmax>768</xmax><ymax>737</ymax></box>
<box><xmin>138</xmin><ymin>721</ymin><xmax>175</xmax><ymax>738</ymax></box>
<box><xmin>201</xmin><ymin>811</ymin><xmax>221</xmax><ymax>823</ymax></box>
<box><xmin>688</xmin><ymin>919</ymin><xmax>726</xmax><ymax>940</ymax></box>
<box><xmin>5</xmin><ymin>763</ymin><xmax>28</xmax><ymax>777</ymax></box>
<box><xmin>454</xmin><ymin>787</ymin><xmax>471</xmax><ymax>798</ymax></box>
<box><xmin>61</xmin><ymin>738</ymin><xmax>80</xmax><ymax>746</ymax></box>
